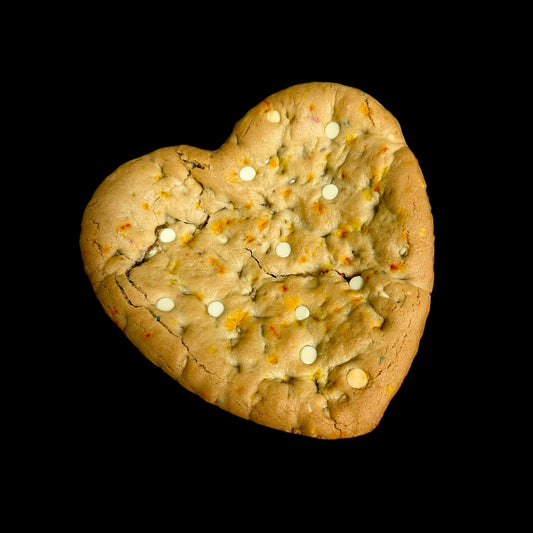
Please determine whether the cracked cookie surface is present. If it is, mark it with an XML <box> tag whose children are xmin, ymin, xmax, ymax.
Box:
<box><xmin>80</xmin><ymin>82</ymin><xmax>434</xmax><ymax>438</ymax></box>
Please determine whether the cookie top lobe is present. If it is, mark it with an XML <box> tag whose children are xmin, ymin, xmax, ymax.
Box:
<box><xmin>80</xmin><ymin>82</ymin><xmax>434</xmax><ymax>438</ymax></box>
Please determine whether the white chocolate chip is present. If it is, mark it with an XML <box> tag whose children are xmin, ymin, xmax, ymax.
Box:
<box><xmin>266</xmin><ymin>109</ymin><xmax>281</xmax><ymax>123</ymax></box>
<box><xmin>325</xmin><ymin>121</ymin><xmax>340</xmax><ymax>139</ymax></box>
<box><xmin>300</xmin><ymin>345</ymin><xmax>318</xmax><ymax>365</ymax></box>
<box><xmin>321</xmin><ymin>183</ymin><xmax>339</xmax><ymax>200</ymax></box>
<box><xmin>239</xmin><ymin>166</ymin><xmax>256</xmax><ymax>181</ymax></box>
<box><xmin>159</xmin><ymin>228</ymin><xmax>176</xmax><ymax>243</ymax></box>
<box><xmin>156</xmin><ymin>297</ymin><xmax>175</xmax><ymax>312</ymax></box>
<box><xmin>294</xmin><ymin>305</ymin><xmax>310</xmax><ymax>320</ymax></box>
<box><xmin>145</xmin><ymin>246</ymin><xmax>159</xmax><ymax>259</ymax></box>
<box><xmin>347</xmin><ymin>368</ymin><xmax>368</xmax><ymax>388</ymax></box>
<box><xmin>275</xmin><ymin>242</ymin><xmax>291</xmax><ymax>258</ymax></box>
<box><xmin>207</xmin><ymin>301</ymin><xmax>224</xmax><ymax>317</ymax></box>
<box><xmin>349</xmin><ymin>275</ymin><xmax>364</xmax><ymax>290</ymax></box>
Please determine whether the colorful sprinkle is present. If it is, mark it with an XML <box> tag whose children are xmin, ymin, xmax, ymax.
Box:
<box><xmin>225</xmin><ymin>309</ymin><xmax>246</xmax><ymax>331</ymax></box>
<box><xmin>267</xmin><ymin>353</ymin><xmax>279</xmax><ymax>364</ymax></box>
<box><xmin>311</xmin><ymin>201</ymin><xmax>325</xmax><ymax>215</ymax></box>
<box><xmin>257</xmin><ymin>217</ymin><xmax>269</xmax><ymax>231</ymax></box>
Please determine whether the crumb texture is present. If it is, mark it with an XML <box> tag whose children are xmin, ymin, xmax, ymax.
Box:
<box><xmin>80</xmin><ymin>82</ymin><xmax>434</xmax><ymax>438</ymax></box>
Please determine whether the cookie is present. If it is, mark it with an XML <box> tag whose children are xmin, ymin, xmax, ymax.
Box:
<box><xmin>80</xmin><ymin>82</ymin><xmax>434</xmax><ymax>438</ymax></box>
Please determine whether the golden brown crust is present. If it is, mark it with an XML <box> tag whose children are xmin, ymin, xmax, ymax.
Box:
<box><xmin>80</xmin><ymin>82</ymin><xmax>434</xmax><ymax>438</ymax></box>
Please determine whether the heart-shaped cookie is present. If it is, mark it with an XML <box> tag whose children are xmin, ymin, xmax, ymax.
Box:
<box><xmin>80</xmin><ymin>82</ymin><xmax>434</xmax><ymax>438</ymax></box>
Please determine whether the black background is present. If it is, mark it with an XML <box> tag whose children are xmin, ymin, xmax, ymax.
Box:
<box><xmin>26</xmin><ymin>11</ymin><xmax>503</xmax><ymax>512</ymax></box>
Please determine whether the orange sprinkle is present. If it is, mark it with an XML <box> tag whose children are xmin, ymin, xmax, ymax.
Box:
<box><xmin>210</xmin><ymin>220</ymin><xmax>225</xmax><ymax>235</ymax></box>
<box><xmin>225</xmin><ymin>310</ymin><xmax>246</xmax><ymax>331</ymax></box>
<box><xmin>359</xmin><ymin>101</ymin><xmax>370</xmax><ymax>116</ymax></box>
<box><xmin>336</xmin><ymin>224</ymin><xmax>350</xmax><ymax>238</ymax></box>
<box><xmin>142</xmin><ymin>202</ymin><xmax>150</xmax><ymax>211</ymax></box>
<box><xmin>267</xmin><ymin>353</ymin><xmax>279</xmax><ymax>364</ymax></box>
<box><xmin>363</xmin><ymin>189</ymin><xmax>373</xmax><ymax>201</ymax></box>
<box><xmin>311</xmin><ymin>201</ymin><xmax>325</xmax><ymax>215</ymax></box>
<box><xmin>209</xmin><ymin>256</ymin><xmax>225</xmax><ymax>274</ymax></box>
<box><xmin>257</xmin><ymin>217</ymin><xmax>269</xmax><ymax>231</ymax></box>
<box><xmin>284</xmin><ymin>295</ymin><xmax>300</xmax><ymax>310</ymax></box>
<box><xmin>245</xmin><ymin>234</ymin><xmax>255</xmax><ymax>244</ymax></box>
<box><xmin>167</xmin><ymin>259</ymin><xmax>181</xmax><ymax>275</ymax></box>
<box><xmin>281</xmin><ymin>188</ymin><xmax>291</xmax><ymax>198</ymax></box>
<box><xmin>268</xmin><ymin>325</ymin><xmax>280</xmax><ymax>338</ymax></box>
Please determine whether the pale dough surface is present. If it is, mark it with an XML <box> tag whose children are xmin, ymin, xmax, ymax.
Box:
<box><xmin>80</xmin><ymin>82</ymin><xmax>434</xmax><ymax>438</ymax></box>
